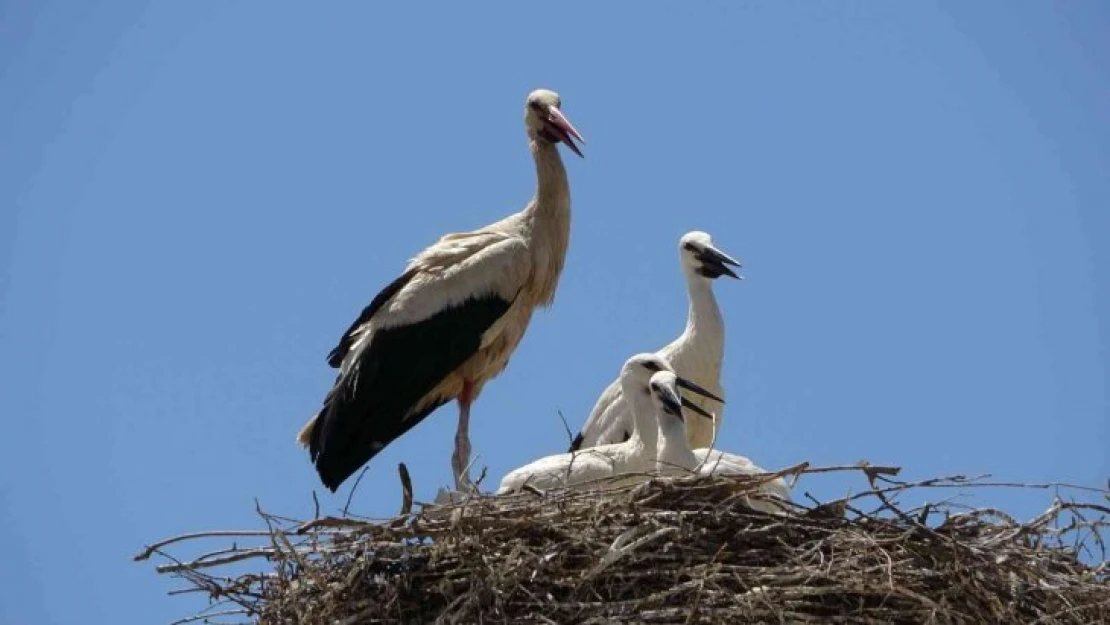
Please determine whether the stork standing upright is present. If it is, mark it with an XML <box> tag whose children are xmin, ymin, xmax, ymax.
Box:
<box><xmin>495</xmin><ymin>354</ymin><xmax>720</xmax><ymax>495</ymax></box>
<box><xmin>569</xmin><ymin>231</ymin><xmax>742</xmax><ymax>452</ymax></box>
<box><xmin>298</xmin><ymin>89</ymin><xmax>585</xmax><ymax>493</ymax></box>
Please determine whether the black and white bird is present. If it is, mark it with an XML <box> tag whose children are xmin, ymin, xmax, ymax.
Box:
<box><xmin>297</xmin><ymin>88</ymin><xmax>585</xmax><ymax>492</ymax></box>
<box><xmin>496</xmin><ymin>353</ymin><xmax>719</xmax><ymax>494</ymax></box>
<box><xmin>569</xmin><ymin>231</ymin><xmax>742</xmax><ymax>452</ymax></box>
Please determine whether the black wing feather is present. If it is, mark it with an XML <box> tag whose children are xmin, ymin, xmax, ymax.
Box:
<box><xmin>326</xmin><ymin>267</ymin><xmax>419</xmax><ymax>368</ymax></box>
<box><xmin>310</xmin><ymin>292</ymin><xmax>515</xmax><ymax>491</ymax></box>
<box><xmin>567</xmin><ymin>428</ymin><xmax>630</xmax><ymax>453</ymax></box>
<box><xmin>567</xmin><ymin>432</ymin><xmax>584</xmax><ymax>453</ymax></box>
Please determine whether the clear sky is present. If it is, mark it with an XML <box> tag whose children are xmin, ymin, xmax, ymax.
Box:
<box><xmin>1</xmin><ymin>1</ymin><xmax>1107</xmax><ymax>623</ymax></box>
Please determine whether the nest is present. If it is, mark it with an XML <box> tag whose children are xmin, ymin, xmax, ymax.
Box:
<box><xmin>137</xmin><ymin>463</ymin><xmax>1110</xmax><ymax>624</ymax></box>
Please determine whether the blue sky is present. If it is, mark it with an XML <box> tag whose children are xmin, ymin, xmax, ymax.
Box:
<box><xmin>1</xmin><ymin>1</ymin><xmax>1107</xmax><ymax>623</ymax></box>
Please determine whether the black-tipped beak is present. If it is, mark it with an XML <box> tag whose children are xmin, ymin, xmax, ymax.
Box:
<box><xmin>675</xmin><ymin>376</ymin><xmax>725</xmax><ymax>404</ymax></box>
<box><xmin>656</xmin><ymin>388</ymin><xmax>685</xmax><ymax>422</ymax></box>
<box><xmin>695</xmin><ymin>245</ymin><xmax>743</xmax><ymax>280</ymax></box>
<box><xmin>680</xmin><ymin>395</ymin><xmax>714</xmax><ymax>421</ymax></box>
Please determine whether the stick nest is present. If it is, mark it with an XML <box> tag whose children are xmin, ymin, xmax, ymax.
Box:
<box><xmin>138</xmin><ymin>464</ymin><xmax>1110</xmax><ymax>624</ymax></box>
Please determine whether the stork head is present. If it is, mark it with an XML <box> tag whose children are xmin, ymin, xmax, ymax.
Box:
<box><xmin>649</xmin><ymin>371</ymin><xmax>686</xmax><ymax>429</ymax></box>
<box><xmin>620</xmin><ymin>353</ymin><xmax>723</xmax><ymax>415</ymax></box>
<box><xmin>680</xmin><ymin>231</ymin><xmax>743</xmax><ymax>281</ymax></box>
<box><xmin>525</xmin><ymin>89</ymin><xmax>585</xmax><ymax>157</ymax></box>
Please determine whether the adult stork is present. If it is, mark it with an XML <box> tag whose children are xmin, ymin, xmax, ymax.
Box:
<box><xmin>496</xmin><ymin>354</ymin><xmax>720</xmax><ymax>495</ymax></box>
<box><xmin>297</xmin><ymin>89</ymin><xmax>585</xmax><ymax>492</ymax></box>
<box><xmin>569</xmin><ymin>231</ymin><xmax>742</xmax><ymax>452</ymax></box>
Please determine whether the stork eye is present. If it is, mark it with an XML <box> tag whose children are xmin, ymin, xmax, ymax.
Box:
<box><xmin>644</xmin><ymin>361</ymin><xmax>662</xmax><ymax>372</ymax></box>
<box><xmin>529</xmin><ymin>100</ymin><xmax>544</xmax><ymax>111</ymax></box>
<box><xmin>683</xmin><ymin>242</ymin><xmax>697</xmax><ymax>252</ymax></box>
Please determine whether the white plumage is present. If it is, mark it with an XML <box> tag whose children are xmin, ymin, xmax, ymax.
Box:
<box><xmin>649</xmin><ymin>371</ymin><xmax>704</xmax><ymax>477</ymax></box>
<box><xmin>297</xmin><ymin>89</ymin><xmax>585</xmax><ymax>493</ymax></box>
<box><xmin>648</xmin><ymin>374</ymin><xmax>793</xmax><ymax>515</ymax></box>
<box><xmin>570</xmin><ymin>231</ymin><xmax>742</xmax><ymax>453</ymax></box>
<box><xmin>693</xmin><ymin>448</ymin><xmax>793</xmax><ymax>514</ymax></box>
<box><xmin>496</xmin><ymin>354</ymin><xmax>720</xmax><ymax>495</ymax></box>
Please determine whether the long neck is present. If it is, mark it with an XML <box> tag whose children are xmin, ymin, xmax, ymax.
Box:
<box><xmin>657</xmin><ymin>419</ymin><xmax>697</xmax><ymax>471</ymax></box>
<box><xmin>531</xmin><ymin>139</ymin><xmax>569</xmax><ymax>211</ymax></box>
<box><xmin>523</xmin><ymin>140</ymin><xmax>571</xmax><ymax>306</ymax></box>
<box><xmin>623</xmin><ymin>383</ymin><xmax>659</xmax><ymax>455</ymax></box>
<box><xmin>681</xmin><ymin>275</ymin><xmax>724</xmax><ymax>354</ymax></box>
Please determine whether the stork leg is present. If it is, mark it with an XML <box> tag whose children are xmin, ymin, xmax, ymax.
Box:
<box><xmin>451</xmin><ymin>379</ymin><xmax>475</xmax><ymax>492</ymax></box>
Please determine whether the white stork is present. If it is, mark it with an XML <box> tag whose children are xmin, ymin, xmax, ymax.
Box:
<box><xmin>495</xmin><ymin>353</ymin><xmax>719</xmax><ymax>495</ymax></box>
<box><xmin>649</xmin><ymin>371</ymin><xmax>703</xmax><ymax>477</ymax></box>
<box><xmin>693</xmin><ymin>448</ymin><xmax>793</xmax><ymax>514</ymax></box>
<box><xmin>649</xmin><ymin>376</ymin><xmax>793</xmax><ymax>515</ymax></box>
<box><xmin>569</xmin><ymin>231</ymin><xmax>742</xmax><ymax>452</ymax></box>
<box><xmin>297</xmin><ymin>89</ymin><xmax>585</xmax><ymax>492</ymax></box>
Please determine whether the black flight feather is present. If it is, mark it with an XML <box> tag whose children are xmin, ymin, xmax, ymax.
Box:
<box><xmin>310</xmin><ymin>291</ymin><xmax>515</xmax><ymax>491</ymax></box>
<box><xmin>567</xmin><ymin>427</ymin><xmax>631</xmax><ymax>453</ymax></box>
<box><xmin>567</xmin><ymin>431</ymin><xmax>584</xmax><ymax>453</ymax></box>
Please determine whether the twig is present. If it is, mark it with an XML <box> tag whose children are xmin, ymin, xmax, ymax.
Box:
<box><xmin>169</xmin><ymin>608</ymin><xmax>251</xmax><ymax>625</ymax></box>
<box><xmin>398</xmin><ymin>462</ymin><xmax>414</xmax><ymax>516</ymax></box>
<box><xmin>557</xmin><ymin>409</ymin><xmax>574</xmax><ymax>448</ymax></box>
<box><xmin>797</xmin><ymin>462</ymin><xmax>902</xmax><ymax>479</ymax></box>
<box><xmin>155</xmin><ymin>547</ymin><xmax>276</xmax><ymax>573</ymax></box>
<box><xmin>134</xmin><ymin>531</ymin><xmax>279</xmax><ymax>561</ymax></box>
<box><xmin>295</xmin><ymin>516</ymin><xmax>373</xmax><ymax>535</ymax></box>
<box><xmin>583</xmin><ymin>526</ymin><xmax>678</xmax><ymax>581</ymax></box>
<box><xmin>343</xmin><ymin>466</ymin><xmax>370</xmax><ymax>516</ymax></box>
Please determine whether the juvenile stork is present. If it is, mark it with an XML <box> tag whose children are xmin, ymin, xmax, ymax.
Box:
<box><xmin>496</xmin><ymin>354</ymin><xmax>720</xmax><ymax>495</ymax></box>
<box><xmin>650</xmin><ymin>375</ymin><xmax>793</xmax><ymax>515</ymax></box>
<box><xmin>298</xmin><ymin>89</ymin><xmax>585</xmax><ymax>492</ymax></box>
<box><xmin>693</xmin><ymin>448</ymin><xmax>793</xmax><ymax>514</ymax></box>
<box><xmin>569</xmin><ymin>231</ymin><xmax>741</xmax><ymax>452</ymax></box>
<box><xmin>650</xmin><ymin>371</ymin><xmax>702</xmax><ymax>477</ymax></box>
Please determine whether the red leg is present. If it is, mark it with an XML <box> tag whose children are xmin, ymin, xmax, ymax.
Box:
<box><xmin>451</xmin><ymin>379</ymin><xmax>475</xmax><ymax>491</ymax></box>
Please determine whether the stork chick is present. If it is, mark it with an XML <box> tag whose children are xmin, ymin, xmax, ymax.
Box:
<box><xmin>496</xmin><ymin>354</ymin><xmax>719</xmax><ymax>495</ymax></box>
<box><xmin>570</xmin><ymin>231</ymin><xmax>741</xmax><ymax>452</ymax></box>
<box><xmin>298</xmin><ymin>89</ymin><xmax>585</xmax><ymax>493</ymax></box>
<box><xmin>694</xmin><ymin>447</ymin><xmax>793</xmax><ymax>514</ymax></box>
<box><xmin>651</xmin><ymin>374</ymin><xmax>793</xmax><ymax>514</ymax></box>
<box><xmin>649</xmin><ymin>371</ymin><xmax>701</xmax><ymax>477</ymax></box>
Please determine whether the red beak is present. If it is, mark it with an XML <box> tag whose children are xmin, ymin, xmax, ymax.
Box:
<box><xmin>545</xmin><ymin>107</ymin><xmax>585</xmax><ymax>158</ymax></box>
